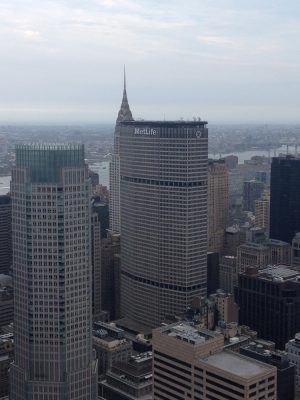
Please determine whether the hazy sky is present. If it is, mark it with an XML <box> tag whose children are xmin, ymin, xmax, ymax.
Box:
<box><xmin>1</xmin><ymin>0</ymin><xmax>300</xmax><ymax>123</ymax></box>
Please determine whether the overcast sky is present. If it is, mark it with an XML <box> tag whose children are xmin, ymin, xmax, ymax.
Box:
<box><xmin>1</xmin><ymin>0</ymin><xmax>300</xmax><ymax>123</ymax></box>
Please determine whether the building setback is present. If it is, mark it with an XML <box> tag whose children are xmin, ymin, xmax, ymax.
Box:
<box><xmin>119</xmin><ymin>120</ymin><xmax>208</xmax><ymax>327</ymax></box>
<box><xmin>10</xmin><ymin>144</ymin><xmax>97</xmax><ymax>400</ymax></box>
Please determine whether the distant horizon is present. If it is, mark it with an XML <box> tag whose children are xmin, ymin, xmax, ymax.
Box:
<box><xmin>1</xmin><ymin>120</ymin><xmax>300</xmax><ymax>127</ymax></box>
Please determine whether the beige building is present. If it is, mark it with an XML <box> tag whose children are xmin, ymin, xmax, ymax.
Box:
<box><xmin>209</xmin><ymin>290</ymin><xmax>239</xmax><ymax>323</ymax></box>
<box><xmin>208</xmin><ymin>160</ymin><xmax>228</xmax><ymax>253</ymax></box>
<box><xmin>152</xmin><ymin>322</ymin><xmax>277</xmax><ymax>400</ymax></box>
<box><xmin>255</xmin><ymin>190</ymin><xmax>270</xmax><ymax>235</ymax></box>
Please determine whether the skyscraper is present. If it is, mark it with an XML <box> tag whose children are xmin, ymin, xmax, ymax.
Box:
<box><xmin>10</xmin><ymin>144</ymin><xmax>97</xmax><ymax>400</ymax></box>
<box><xmin>120</xmin><ymin>119</ymin><xmax>208</xmax><ymax>327</ymax></box>
<box><xmin>109</xmin><ymin>70</ymin><xmax>133</xmax><ymax>234</ymax></box>
<box><xmin>270</xmin><ymin>156</ymin><xmax>300</xmax><ymax>243</ymax></box>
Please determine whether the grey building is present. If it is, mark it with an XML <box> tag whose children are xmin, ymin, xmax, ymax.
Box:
<box><xmin>243</xmin><ymin>180</ymin><xmax>265</xmax><ymax>212</ymax></box>
<box><xmin>0</xmin><ymin>195</ymin><xmax>11</xmax><ymax>275</ymax></box>
<box><xmin>10</xmin><ymin>144</ymin><xmax>97</xmax><ymax>400</ymax></box>
<box><xmin>119</xmin><ymin>120</ymin><xmax>208</xmax><ymax>328</ymax></box>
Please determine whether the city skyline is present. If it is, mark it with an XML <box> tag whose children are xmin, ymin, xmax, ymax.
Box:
<box><xmin>1</xmin><ymin>1</ymin><xmax>300</xmax><ymax>123</ymax></box>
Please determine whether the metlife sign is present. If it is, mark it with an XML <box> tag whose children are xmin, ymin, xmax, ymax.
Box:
<box><xmin>134</xmin><ymin>128</ymin><xmax>157</xmax><ymax>136</ymax></box>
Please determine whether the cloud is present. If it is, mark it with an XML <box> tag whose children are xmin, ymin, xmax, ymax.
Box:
<box><xmin>197</xmin><ymin>35</ymin><xmax>240</xmax><ymax>48</ymax></box>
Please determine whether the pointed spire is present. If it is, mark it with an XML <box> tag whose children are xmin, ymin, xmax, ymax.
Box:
<box><xmin>117</xmin><ymin>65</ymin><xmax>133</xmax><ymax>123</ymax></box>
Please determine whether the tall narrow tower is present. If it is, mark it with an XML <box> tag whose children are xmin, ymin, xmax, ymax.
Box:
<box><xmin>109</xmin><ymin>69</ymin><xmax>133</xmax><ymax>234</ymax></box>
<box><xmin>10</xmin><ymin>144</ymin><xmax>97</xmax><ymax>400</ymax></box>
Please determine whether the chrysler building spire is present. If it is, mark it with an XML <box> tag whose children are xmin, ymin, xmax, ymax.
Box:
<box><xmin>117</xmin><ymin>66</ymin><xmax>133</xmax><ymax>123</ymax></box>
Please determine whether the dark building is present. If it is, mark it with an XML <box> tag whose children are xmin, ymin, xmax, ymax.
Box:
<box><xmin>270</xmin><ymin>156</ymin><xmax>300</xmax><ymax>243</ymax></box>
<box><xmin>0</xmin><ymin>195</ymin><xmax>11</xmax><ymax>275</ymax></box>
<box><xmin>243</xmin><ymin>180</ymin><xmax>264</xmax><ymax>212</ymax></box>
<box><xmin>92</xmin><ymin>198</ymin><xmax>109</xmax><ymax>239</ymax></box>
<box><xmin>240</xmin><ymin>340</ymin><xmax>295</xmax><ymax>400</ymax></box>
<box><xmin>236</xmin><ymin>265</ymin><xmax>300</xmax><ymax>349</ymax></box>
<box><xmin>120</xmin><ymin>120</ymin><xmax>208</xmax><ymax>328</ymax></box>
<box><xmin>101</xmin><ymin>234</ymin><xmax>121</xmax><ymax>320</ymax></box>
<box><xmin>207</xmin><ymin>252</ymin><xmax>219</xmax><ymax>295</ymax></box>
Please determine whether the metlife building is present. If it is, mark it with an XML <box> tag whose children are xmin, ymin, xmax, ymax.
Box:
<box><xmin>119</xmin><ymin>120</ymin><xmax>208</xmax><ymax>327</ymax></box>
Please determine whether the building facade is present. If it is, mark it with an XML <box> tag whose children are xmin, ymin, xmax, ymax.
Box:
<box><xmin>10</xmin><ymin>144</ymin><xmax>97</xmax><ymax>400</ymax></box>
<box><xmin>207</xmin><ymin>159</ymin><xmax>228</xmax><ymax>253</ymax></box>
<box><xmin>270</xmin><ymin>156</ymin><xmax>300</xmax><ymax>243</ymax></box>
<box><xmin>120</xmin><ymin>120</ymin><xmax>208</xmax><ymax>327</ymax></box>
<box><xmin>0</xmin><ymin>195</ymin><xmax>12</xmax><ymax>275</ymax></box>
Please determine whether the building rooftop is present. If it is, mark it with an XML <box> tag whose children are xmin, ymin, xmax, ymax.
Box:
<box><xmin>159</xmin><ymin>322</ymin><xmax>221</xmax><ymax>345</ymax></box>
<box><xmin>243</xmin><ymin>265</ymin><xmax>300</xmax><ymax>282</ymax></box>
<box><xmin>202</xmin><ymin>351</ymin><xmax>275</xmax><ymax>379</ymax></box>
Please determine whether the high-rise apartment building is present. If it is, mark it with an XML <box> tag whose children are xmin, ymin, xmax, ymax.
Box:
<box><xmin>109</xmin><ymin>72</ymin><xmax>133</xmax><ymax>234</ymax></box>
<box><xmin>207</xmin><ymin>159</ymin><xmax>228</xmax><ymax>253</ymax></box>
<box><xmin>255</xmin><ymin>190</ymin><xmax>270</xmax><ymax>235</ymax></box>
<box><xmin>243</xmin><ymin>180</ymin><xmax>265</xmax><ymax>212</ymax></box>
<box><xmin>0</xmin><ymin>195</ymin><xmax>12</xmax><ymax>275</ymax></box>
<box><xmin>152</xmin><ymin>322</ymin><xmax>277</xmax><ymax>400</ymax></box>
<box><xmin>270</xmin><ymin>156</ymin><xmax>300</xmax><ymax>243</ymax></box>
<box><xmin>120</xmin><ymin>120</ymin><xmax>208</xmax><ymax>327</ymax></box>
<box><xmin>10</xmin><ymin>144</ymin><xmax>97</xmax><ymax>400</ymax></box>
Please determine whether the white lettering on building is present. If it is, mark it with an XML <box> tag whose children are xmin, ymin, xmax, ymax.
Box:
<box><xmin>134</xmin><ymin>128</ymin><xmax>157</xmax><ymax>136</ymax></box>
